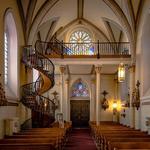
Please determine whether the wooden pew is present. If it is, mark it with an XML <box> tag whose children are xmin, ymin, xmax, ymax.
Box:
<box><xmin>89</xmin><ymin>121</ymin><xmax>150</xmax><ymax>150</ymax></box>
<box><xmin>0</xmin><ymin>142</ymin><xmax>54</xmax><ymax>150</ymax></box>
<box><xmin>108</xmin><ymin>142</ymin><xmax>150</xmax><ymax>150</ymax></box>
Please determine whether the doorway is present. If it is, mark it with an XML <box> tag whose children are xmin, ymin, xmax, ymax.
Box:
<box><xmin>70</xmin><ymin>100</ymin><xmax>90</xmax><ymax>128</ymax></box>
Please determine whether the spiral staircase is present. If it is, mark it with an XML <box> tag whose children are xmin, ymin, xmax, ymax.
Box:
<box><xmin>21</xmin><ymin>41</ymin><xmax>55</xmax><ymax>127</ymax></box>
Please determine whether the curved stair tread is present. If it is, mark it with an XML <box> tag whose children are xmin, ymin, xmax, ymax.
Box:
<box><xmin>21</xmin><ymin>45</ymin><xmax>55</xmax><ymax>116</ymax></box>
<box><xmin>39</xmin><ymin>72</ymin><xmax>52</xmax><ymax>94</ymax></box>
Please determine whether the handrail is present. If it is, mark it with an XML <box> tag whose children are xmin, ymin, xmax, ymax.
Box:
<box><xmin>35</xmin><ymin>38</ymin><xmax>131</xmax><ymax>58</ymax></box>
<box><xmin>21</xmin><ymin>118</ymin><xmax>32</xmax><ymax>130</ymax></box>
<box><xmin>21</xmin><ymin>44</ymin><xmax>55</xmax><ymax>116</ymax></box>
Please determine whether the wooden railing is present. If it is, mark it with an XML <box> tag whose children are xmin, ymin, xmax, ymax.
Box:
<box><xmin>35</xmin><ymin>38</ymin><xmax>130</xmax><ymax>58</ymax></box>
<box><xmin>21</xmin><ymin>45</ymin><xmax>55</xmax><ymax>117</ymax></box>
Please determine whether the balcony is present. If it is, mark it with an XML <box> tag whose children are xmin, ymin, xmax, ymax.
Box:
<box><xmin>35</xmin><ymin>39</ymin><xmax>131</xmax><ymax>59</ymax></box>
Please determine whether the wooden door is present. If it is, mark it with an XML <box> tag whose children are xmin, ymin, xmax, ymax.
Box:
<box><xmin>70</xmin><ymin>100</ymin><xmax>90</xmax><ymax>127</ymax></box>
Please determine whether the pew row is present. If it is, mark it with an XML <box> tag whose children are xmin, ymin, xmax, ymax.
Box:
<box><xmin>89</xmin><ymin>121</ymin><xmax>150</xmax><ymax>150</ymax></box>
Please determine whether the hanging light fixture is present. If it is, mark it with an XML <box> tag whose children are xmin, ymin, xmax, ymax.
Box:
<box><xmin>118</xmin><ymin>63</ymin><xmax>125</xmax><ymax>82</ymax></box>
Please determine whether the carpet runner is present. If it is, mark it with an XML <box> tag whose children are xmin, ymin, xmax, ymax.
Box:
<box><xmin>64</xmin><ymin>128</ymin><xmax>97</xmax><ymax>150</ymax></box>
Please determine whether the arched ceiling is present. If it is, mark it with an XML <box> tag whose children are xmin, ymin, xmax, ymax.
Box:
<box><xmin>17</xmin><ymin>0</ymin><xmax>144</xmax><ymax>54</ymax></box>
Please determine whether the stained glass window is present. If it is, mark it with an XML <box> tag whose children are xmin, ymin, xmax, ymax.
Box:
<box><xmin>4</xmin><ymin>32</ymin><xmax>8</xmax><ymax>85</ymax></box>
<box><xmin>69</xmin><ymin>30</ymin><xmax>94</xmax><ymax>55</ymax></box>
<box><xmin>72</xmin><ymin>79</ymin><xmax>89</xmax><ymax>97</ymax></box>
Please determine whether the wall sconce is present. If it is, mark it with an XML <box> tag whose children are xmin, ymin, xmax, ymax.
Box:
<box><xmin>118</xmin><ymin>63</ymin><xmax>125</xmax><ymax>82</ymax></box>
<box><xmin>101</xmin><ymin>90</ymin><xmax>109</xmax><ymax>111</ymax></box>
<box><xmin>121</xmin><ymin>109</ymin><xmax>126</xmax><ymax>118</ymax></box>
<box><xmin>132</xmin><ymin>80</ymin><xmax>140</xmax><ymax>110</ymax></box>
<box><xmin>112</xmin><ymin>101</ymin><xmax>118</xmax><ymax>115</ymax></box>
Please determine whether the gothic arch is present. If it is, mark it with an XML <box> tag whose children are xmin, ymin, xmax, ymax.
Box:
<box><xmin>4</xmin><ymin>9</ymin><xmax>18</xmax><ymax>98</ymax></box>
<box><xmin>102</xmin><ymin>0</ymin><xmax>135</xmax><ymax>60</ymax></box>
<box><xmin>27</xmin><ymin>0</ymin><xmax>60</xmax><ymax>44</ymax></box>
<box><xmin>70</xmin><ymin>78</ymin><xmax>90</xmax><ymax>98</ymax></box>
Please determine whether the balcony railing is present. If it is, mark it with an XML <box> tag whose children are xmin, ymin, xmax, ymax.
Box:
<box><xmin>35</xmin><ymin>39</ymin><xmax>131</xmax><ymax>58</ymax></box>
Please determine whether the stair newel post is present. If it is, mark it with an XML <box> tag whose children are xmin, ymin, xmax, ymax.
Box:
<box><xmin>97</xmin><ymin>40</ymin><xmax>100</xmax><ymax>59</ymax></box>
<box><xmin>61</xmin><ymin>40</ymin><xmax>64</xmax><ymax>59</ymax></box>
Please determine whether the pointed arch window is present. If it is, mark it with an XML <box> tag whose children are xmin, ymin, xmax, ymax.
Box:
<box><xmin>4</xmin><ymin>10</ymin><xmax>18</xmax><ymax>98</ymax></box>
<box><xmin>71</xmin><ymin>79</ymin><xmax>89</xmax><ymax>97</ymax></box>
<box><xmin>4</xmin><ymin>32</ymin><xmax>9</xmax><ymax>85</ymax></box>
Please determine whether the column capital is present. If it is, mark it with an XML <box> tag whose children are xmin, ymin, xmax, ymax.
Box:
<box><xmin>95</xmin><ymin>65</ymin><xmax>102</xmax><ymax>73</ymax></box>
<box><xmin>59</xmin><ymin>65</ymin><xmax>66</xmax><ymax>74</ymax></box>
<box><xmin>65</xmin><ymin>79</ymin><xmax>69</xmax><ymax>84</ymax></box>
<box><xmin>91</xmin><ymin>79</ymin><xmax>96</xmax><ymax>84</ymax></box>
<box><xmin>128</xmin><ymin>64</ymin><xmax>135</xmax><ymax>73</ymax></box>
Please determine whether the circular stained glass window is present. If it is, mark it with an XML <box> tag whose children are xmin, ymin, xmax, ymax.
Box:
<box><xmin>69</xmin><ymin>30</ymin><xmax>94</xmax><ymax>55</ymax></box>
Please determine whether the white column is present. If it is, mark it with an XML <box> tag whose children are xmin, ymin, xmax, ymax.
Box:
<box><xmin>129</xmin><ymin>65</ymin><xmax>135</xmax><ymax>128</ymax></box>
<box><xmin>59</xmin><ymin>66</ymin><xmax>66</xmax><ymax>117</ymax></box>
<box><xmin>113</xmin><ymin>77</ymin><xmax>119</xmax><ymax>122</ymax></box>
<box><xmin>65</xmin><ymin>79</ymin><xmax>70</xmax><ymax>121</ymax></box>
<box><xmin>90</xmin><ymin>76</ymin><xmax>96</xmax><ymax>121</ymax></box>
<box><xmin>95</xmin><ymin>66</ymin><xmax>101</xmax><ymax>125</ymax></box>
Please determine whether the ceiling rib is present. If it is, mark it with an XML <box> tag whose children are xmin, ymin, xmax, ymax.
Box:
<box><xmin>45</xmin><ymin>20</ymin><xmax>57</xmax><ymax>42</ymax></box>
<box><xmin>103</xmin><ymin>21</ymin><xmax>116</xmax><ymax>42</ymax></box>
<box><xmin>77</xmin><ymin>0</ymin><xmax>84</xmax><ymax>19</ymax></box>
<box><xmin>26</xmin><ymin>0</ymin><xmax>37</xmax><ymax>39</ymax></box>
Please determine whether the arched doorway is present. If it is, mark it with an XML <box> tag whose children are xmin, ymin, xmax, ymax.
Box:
<box><xmin>70</xmin><ymin>79</ymin><xmax>90</xmax><ymax>128</ymax></box>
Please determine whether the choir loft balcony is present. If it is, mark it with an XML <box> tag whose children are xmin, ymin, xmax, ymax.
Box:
<box><xmin>35</xmin><ymin>39</ymin><xmax>131</xmax><ymax>59</ymax></box>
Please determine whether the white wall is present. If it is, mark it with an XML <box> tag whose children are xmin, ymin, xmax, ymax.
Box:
<box><xmin>100</xmin><ymin>75</ymin><xmax>115</xmax><ymax>121</ymax></box>
<box><xmin>0</xmin><ymin>106</ymin><xmax>18</xmax><ymax>138</ymax></box>
<box><xmin>135</xmin><ymin>0</ymin><xmax>150</xmax><ymax>131</ymax></box>
<box><xmin>46</xmin><ymin>73</ymin><xmax>116</xmax><ymax>122</ymax></box>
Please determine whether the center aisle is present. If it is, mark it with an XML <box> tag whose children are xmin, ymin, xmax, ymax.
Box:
<box><xmin>64</xmin><ymin>128</ymin><xmax>97</xmax><ymax>150</ymax></box>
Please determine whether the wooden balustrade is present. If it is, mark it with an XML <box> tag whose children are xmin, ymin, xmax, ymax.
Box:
<box><xmin>35</xmin><ymin>38</ymin><xmax>131</xmax><ymax>58</ymax></box>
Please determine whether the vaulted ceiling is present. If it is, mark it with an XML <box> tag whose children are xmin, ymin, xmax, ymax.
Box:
<box><xmin>17</xmin><ymin>0</ymin><xmax>144</xmax><ymax>49</ymax></box>
<box><xmin>17</xmin><ymin>0</ymin><xmax>144</xmax><ymax>75</ymax></box>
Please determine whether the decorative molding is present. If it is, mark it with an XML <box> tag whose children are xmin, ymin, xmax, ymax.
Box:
<box><xmin>65</xmin><ymin>79</ymin><xmax>69</xmax><ymax>84</ymax></box>
<box><xmin>90</xmin><ymin>65</ymin><xmax>95</xmax><ymax>74</ymax></box>
<box><xmin>141</xmin><ymin>96</ymin><xmax>150</xmax><ymax>102</ymax></box>
<box><xmin>59</xmin><ymin>65</ymin><xmax>66</xmax><ymax>74</ymax></box>
<box><xmin>95</xmin><ymin>65</ymin><xmax>102</xmax><ymax>74</ymax></box>
<box><xmin>128</xmin><ymin>64</ymin><xmax>135</xmax><ymax>72</ymax></box>
<box><xmin>141</xmin><ymin>101</ymin><xmax>150</xmax><ymax>106</ymax></box>
<box><xmin>66</xmin><ymin>65</ymin><xmax>70</xmax><ymax>75</ymax></box>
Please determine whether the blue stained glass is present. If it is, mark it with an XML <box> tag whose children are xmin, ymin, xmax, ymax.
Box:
<box><xmin>72</xmin><ymin>80</ymin><xmax>89</xmax><ymax>97</ymax></box>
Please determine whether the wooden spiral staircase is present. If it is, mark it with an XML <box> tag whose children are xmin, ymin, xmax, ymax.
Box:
<box><xmin>21</xmin><ymin>42</ymin><xmax>55</xmax><ymax>127</ymax></box>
